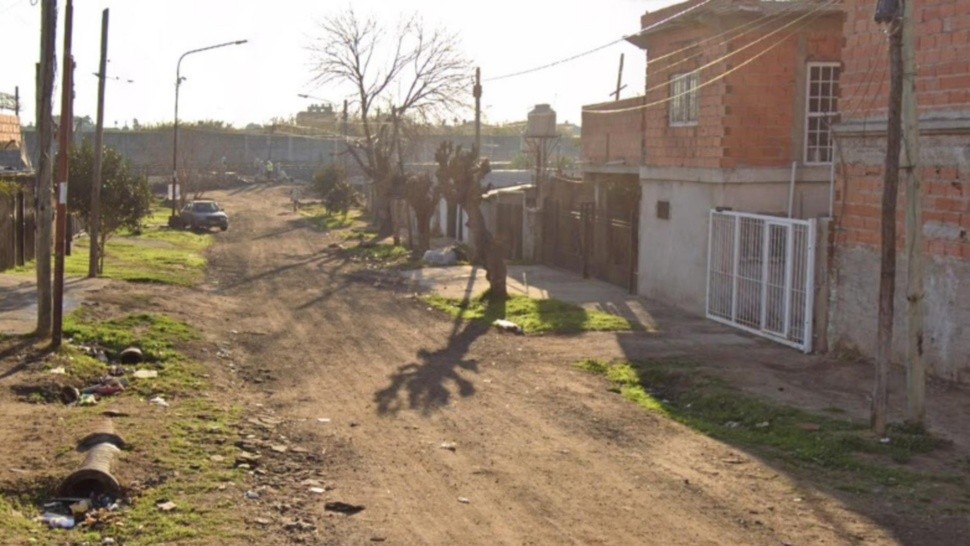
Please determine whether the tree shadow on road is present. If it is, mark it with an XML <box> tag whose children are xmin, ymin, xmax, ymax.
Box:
<box><xmin>374</xmin><ymin>267</ymin><xmax>500</xmax><ymax>416</ymax></box>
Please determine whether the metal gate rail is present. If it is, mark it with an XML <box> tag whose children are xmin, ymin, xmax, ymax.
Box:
<box><xmin>706</xmin><ymin>210</ymin><xmax>815</xmax><ymax>352</ymax></box>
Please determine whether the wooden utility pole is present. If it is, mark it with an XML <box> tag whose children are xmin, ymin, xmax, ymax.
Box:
<box><xmin>900</xmin><ymin>0</ymin><xmax>925</xmax><ymax>426</ymax></box>
<box><xmin>52</xmin><ymin>0</ymin><xmax>74</xmax><ymax>347</ymax></box>
<box><xmin>872</xmin><ymin>10</ymin><xmax>904</xmax><ymax>436</ymax></box>
<box><xmin>474</xmin><ymin>67</ymin><xmax>482</xmax><ymax>155</ymax></box>
<box><xmin>35</xmin><ymin>0</ymin><xmax>57</xmax><ymax>337</ymax></box>
<box><xmin>341</xmin><ymin>99</ymin><xmax>348</xmax><ymax>174</ymax></box>
<box><xmin>611</xmin><ymin>53</ymin><xmax>626</xmax><ymax>101</ymax></box>
<box><xmin>89</xmin><ymin>8</ymin><xmax>109</xmax><ymax>278</ymax></box>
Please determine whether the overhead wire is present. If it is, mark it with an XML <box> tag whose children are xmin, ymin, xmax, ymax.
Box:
<box><xmin>484</xmin><ymin>0</ymin><xmax>716</xmax><ymax>82</ymax></box>
<box><xmin>583</xmin><ymin>0</ymin><xmax>839</xmax><ymax>115</ymax></box>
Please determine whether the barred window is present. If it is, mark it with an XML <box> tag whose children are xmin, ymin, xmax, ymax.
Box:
<box><xmin>805</xmin><ymin>63</ymin><xmax>841</xmax><ymax>164</ymax></box>
<box><xmin>669</xmin><ymin>71</ymin><xmax>699</xmax><ymax>126</ymax></box>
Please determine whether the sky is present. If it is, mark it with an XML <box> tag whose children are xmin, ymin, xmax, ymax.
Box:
<box><xmin>0</xmin><ymin>0</ymin><xmax>677</xmax><ymax>128</ymax></box>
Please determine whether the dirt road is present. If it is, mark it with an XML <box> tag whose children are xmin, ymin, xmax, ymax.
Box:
<box><xmin>195</xmin><ymin>183</ymin><xmax>904</xmax><ymax>545</ymax></box>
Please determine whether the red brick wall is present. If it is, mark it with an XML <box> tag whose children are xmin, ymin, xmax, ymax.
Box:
<box><xmin>836</xmin><ymin>0</ymin><xmax>970</xmax><ymax>259</ymax></box>
<box><xmin>580</xmin><ymin>8</ymin><xmax>842</xmax><ymax>170</ymax></box>
<box><xmin>581</xmin><ymin>97</ymin><xmax>645</xmax><ymax>166</ymax></box>
<box><xmin>840</xmin><ymin>0</ymin><xmax>970</xmax><ymax>121</ymax></box>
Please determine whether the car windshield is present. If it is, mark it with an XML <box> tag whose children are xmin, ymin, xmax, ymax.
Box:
<box><xmin>193</xmin><ymin>202</ymin><xmax>219</xmax><ymax>213</ymax></box>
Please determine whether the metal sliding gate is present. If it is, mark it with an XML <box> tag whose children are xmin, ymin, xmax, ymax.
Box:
<box><xmin>706</xmin><ymin>210</ymin><xmax>816</xmax><ymax>352</ymax></box>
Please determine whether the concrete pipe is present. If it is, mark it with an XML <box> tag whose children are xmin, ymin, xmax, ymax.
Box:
<box><xmin>58</xmin><ymin>420</ymin><xmax>125</xmax><ymax>499</ymax></box>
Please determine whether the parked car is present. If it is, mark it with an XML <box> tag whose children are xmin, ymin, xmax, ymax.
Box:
<box><xmin>179</xmin><ymin>200</ymin><xmax>229</xmax><ymax>231</ymax></box>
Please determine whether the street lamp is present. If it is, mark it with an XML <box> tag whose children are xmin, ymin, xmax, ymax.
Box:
<box><xmin>170</xmin><ymin>39</ymin><xmax>248</xmax><ymax>225</ymax></box>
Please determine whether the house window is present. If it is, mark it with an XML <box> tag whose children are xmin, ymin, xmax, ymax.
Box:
<box><xmin>805</xmin><ymin>62</ymin><xmax>841</xmax><ymax>164</ymax></box>
<box><xmin>669</xmin><ymin>71</ymin><xmax>699</xmax><ymax>126</ymax></box>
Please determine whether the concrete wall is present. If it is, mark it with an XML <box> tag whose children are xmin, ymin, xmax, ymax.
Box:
<box><xmin>638</xmin><ymin>166</ymin><xmax>832</xmax><ymax>314</ymax></box>
<box><xmin>830</xmin><ymin>247</ymin><xmax>970</xmax><ymax>382</ymax></box>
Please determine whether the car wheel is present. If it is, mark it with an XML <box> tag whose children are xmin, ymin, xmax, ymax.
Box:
<box><xmin>220</xmin><ymin>225</ymin><xmax>228</xmax><ymax>232</ymax></box>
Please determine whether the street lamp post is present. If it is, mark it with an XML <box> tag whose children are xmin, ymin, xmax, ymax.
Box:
<box><xmin>169</xmin><ymin>39</ymin><xmax>248</xmax><ymax>225</ymax></box>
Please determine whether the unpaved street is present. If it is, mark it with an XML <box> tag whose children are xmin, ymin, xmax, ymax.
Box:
<box><xmin>196</xmin><ymin>183</ymin><xmax>901</xmax><ymax>545</ymax></box>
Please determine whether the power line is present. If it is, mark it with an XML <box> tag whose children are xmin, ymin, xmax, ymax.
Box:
<box><xmin>485</xmin><ymin>0</ymin><xmax>715</xmax><ymax>82</ymax></box>
<box><xmin>584</xmin><ymin>0</ymin><xmax>837</xmax><ymax>116</ymax></box>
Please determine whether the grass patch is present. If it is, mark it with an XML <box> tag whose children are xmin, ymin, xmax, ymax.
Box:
<box><xmin>64</xmin><ymin>310</ymin><xmax>196</xmax><ymax>362</ymax></box>
<box><xmin>2</xmin><ymin>311</ymin><xmax>248</xmax><ymax>545</ymax></box>
<box><xmin>300</xmin><ymin>205</ymin><xmax>363</xmax><ymax>230</ymax></box>
<box><xmin>426</xmin><ymin>294</ymin><xmax>631</xmax><ymax>334</ymax></box>
<box><xmin>113</xmin><ymin>399</ymin><xmax>247</xmax><ymax>546</ymax></box>
<box><xmin>576</xmin><ymin>358</ymin><xmax>956</xmax><ymax>488</ymax></box>
<box><xmin>10</xmin><ymin>204</ymin><xmax>211</xmax><ymax>286</ymax></box>
<box><xmin>348</xmin><ymin>242</ymin><xmax>413</xmax><ymax>265</ymax></box>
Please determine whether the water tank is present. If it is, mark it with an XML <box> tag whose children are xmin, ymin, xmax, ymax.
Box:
<box><xmin>525</xmin><ymin>104</ymin><xmax>556</xmax><ymax>138</ymax></box>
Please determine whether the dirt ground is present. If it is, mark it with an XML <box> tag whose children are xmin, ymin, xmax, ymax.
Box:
<box><xmin>1</xmin><ymin>182</ymin><xmax>968</xmax><ymax>545</ymax></box>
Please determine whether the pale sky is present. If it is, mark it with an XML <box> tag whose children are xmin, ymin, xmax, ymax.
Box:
<box><xmin>0</xmin><ymin>0</ymin><xmax>675</xmax><ymax>128</ymax></box>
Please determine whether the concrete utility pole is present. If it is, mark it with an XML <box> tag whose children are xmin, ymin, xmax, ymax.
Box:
<box><xmin>35</xmin><ymin>0</ymin><xmax>57</xmax><ymax>336</ymax></box>
<box><xmin>872</xmin><ymin>3</ymin><xmax>904</xmax><ymax>436</ymax></box>
<box><xmin>89</xmin><ymin>8</ymin><xmax>109</xmax><ymax>278</ymax></box>
<box><xmin>900</xmin><ymin>0</ymin><xmax>925</xmax><ymax>426</ymax></box>
<box><xmin>52</xmin><ymin>0</ymin><xmax>75</xmax><ymax>347</ymax></box>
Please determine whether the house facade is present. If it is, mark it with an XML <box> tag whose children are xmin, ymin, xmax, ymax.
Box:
<box><xmin>830</xmin><ymin>0</ymin><xmax>970</xmax><ymax>381</ymax></box>
<box><xmin>581</xmin><ymin>0</ymin><xmax>844</xmax><ymax>315</ymax></box>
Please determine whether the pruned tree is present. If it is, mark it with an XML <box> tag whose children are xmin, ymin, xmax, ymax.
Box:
<box><xmin>68</xmin><ymin>140</ymin><xmax>152</xmax><ymax>273</ymax></box>
<box><xmin>403</xmin><ymin>172</ymin><xmax>438</xmax><ymax>255</ymax></box>
<box><xmin>308</xmin><ymin>7</ymin><xmax>469</xmax><ymax>235</ymax></box>
<box><xmin>434</xmin><ymin>141</ymin><xmax>506</xmax><ymax>299</ymax></box>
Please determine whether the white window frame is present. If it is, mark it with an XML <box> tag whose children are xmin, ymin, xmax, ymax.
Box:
<box><xmin>804</xmin><ymin>62</ymin><xmax>841</xmax><ymax>165</ymax></box>
<box><xmin>669</xmin><ymin>71</ymin><xmax>699</xmax><ymax>127</ymax></box>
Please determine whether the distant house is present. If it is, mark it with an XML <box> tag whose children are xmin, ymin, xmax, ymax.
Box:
<box><xmin>0</xmin><ymin>113</ymin><xmax>30</xmax><ymax>172</ymax></box>
<box><xmin>577</xmin><ymin>0</ymin><xmax>843</xmax><ymax>349</ymax></box>
<box><xmin>829</xmin><ymin>0</ymin><xmax>970</xmax><ymax>381</ymax></box>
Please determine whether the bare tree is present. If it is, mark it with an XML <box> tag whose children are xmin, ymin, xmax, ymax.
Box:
<box><xmin>434</xmin><ymin>141</ymin><xmax>507</xmax><ymax>299</ymax></box>
<box><xmin>308</xmin><ymin>8</ymin><xmax>469</xmax><ymax>235</ymax></box>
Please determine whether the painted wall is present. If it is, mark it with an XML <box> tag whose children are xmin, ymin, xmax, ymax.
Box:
<box><xmin>638</xmin><ymin>169</ymin><xmax>831</xmax><ymax>314</ymax></box>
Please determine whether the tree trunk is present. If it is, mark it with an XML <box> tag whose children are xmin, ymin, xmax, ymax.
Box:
<box><xmin>465</xmin><ymin>200</ymin><xmax>507</xmax><ymax>300</ymax></box>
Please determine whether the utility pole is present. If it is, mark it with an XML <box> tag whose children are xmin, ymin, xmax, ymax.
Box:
<box><xmin>872</xmin><ymin>3</ymin><xmax>904</xmax><ymax>436</ymax></box>
<box><xmin>474</xmin><ymin>67</ymin><xmax>482</xmax><ymax>155</ymax></box>
<box><xmin>611</xmin><ymin>53</ymin><xmax>626</xmax><ymax>101</ymax></box>
<box><xmin>341</xmin><ymin>99</ymin><xmax>348</xmax><ymax>174</ymax></box>
<box><xmin>89</xmin><ymin>8</ymin><xmax>109</xmax><ymax>278</ymax></box>
<box><xmin>901</xmin><ymin>0</ymin><xmax>925</xmax><ymax>426</ymax></box>
<box><xmin>35</xmin><ymin>0</ymin><xmax>57</xmax><ymax>337</ymax></box>
<box><xmin>52</xmin><ymin>0</ymin><xmax>74</xmax><ymax>347</ymax></box>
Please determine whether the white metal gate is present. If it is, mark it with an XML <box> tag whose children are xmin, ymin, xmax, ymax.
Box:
<box><xmin>706</xmin><ymin>210</ymin><xmax>816</xmax><ymax>352</ymax></box>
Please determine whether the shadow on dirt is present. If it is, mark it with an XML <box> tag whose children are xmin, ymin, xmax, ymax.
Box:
<box><xmin>374</xmin><ymin>269</ymin><xmax>499</xmax><ymax>415</ymax></box>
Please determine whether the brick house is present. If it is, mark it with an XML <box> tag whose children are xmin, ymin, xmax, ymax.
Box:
<box><xmin>830</xmin><ymin>0</ymin><xmax>970</xmax><ymax>381</ymax></box>
<box><xmin>579</xmin><ymin>0</ymin><xmax>844</xmax><ymax>324</ymax></box>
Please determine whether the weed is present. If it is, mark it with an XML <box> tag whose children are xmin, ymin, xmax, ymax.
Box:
<box><xmin>426</xmin><ymin>294</ymin><xmax>631</xmax><ymax>334</ymax></box>
<box><xmin>576</xmin><ymin>358</ymin><xmax>956</xmax><ymax>489</ymax></box>
<box><xmin>64</xmin><ymin>311</ymin><xmax>196</xmax><ymax>362</ymax></box>
<box><xmin>301</xmin><ymin>205</ymin><xmax>362</xmax><ymax>230</ymax></box>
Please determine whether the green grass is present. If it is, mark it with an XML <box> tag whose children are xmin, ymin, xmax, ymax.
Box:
<box><xmin>348</xmin><ymin>242</ymin><xmax>413</xmax><ymax>264</ymax></box>
<box><xmin>64</xmin><ymin>310</ymin><xmax>197</xmax><ymax>362</ymax></box>
<box><xmin>300</xmin><ymin>204</ymin><xmax>362</xmax><ymax>230</ymax></box>
<box><xmin>9</xmin><ymin>204</ymin><xmax>211</xmax><ymax>286</ymax></box>
<box><xmin>577</xmin><ymin>358</ymin><xmax>956</xmax><ymax>488</ymax></box>
<box><xmin>114</xmin><ymin>399</ymin><xmax>247</xmax><ymax>546</ymax></box>
<box><xmin>426</xmin><ymin>294</ymin><xmax>632</xmax><ymax>334</ymax></box>
<box><xmin>2</xmin><ymin>310</ymin><xmax>248</xmax><ymax>545</ymax></box>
